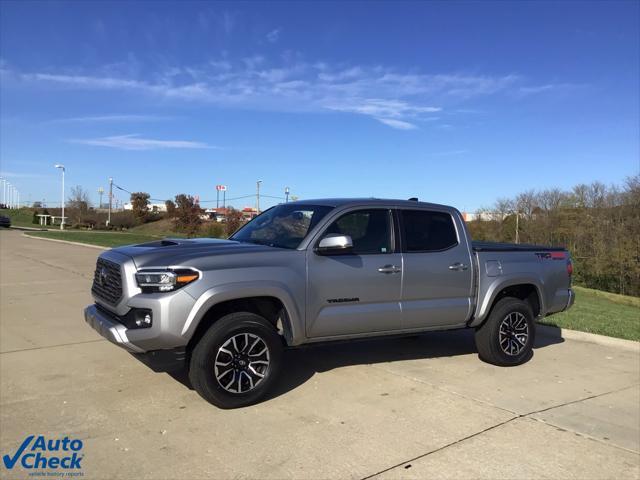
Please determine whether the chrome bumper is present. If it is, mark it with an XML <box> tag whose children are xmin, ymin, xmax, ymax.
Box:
<box><xmin>84</xmin><ymin>304</ymin><xmax>145</xmax><ymax>353</ymax></box>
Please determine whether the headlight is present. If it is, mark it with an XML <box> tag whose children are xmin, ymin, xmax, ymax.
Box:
<box><xmin>135</xmin><ymin>268</ymin><xmax>199</xmax><ymax>293</ymax></box>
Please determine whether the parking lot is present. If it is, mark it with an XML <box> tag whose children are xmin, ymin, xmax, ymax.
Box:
<box><xmin>1</xmin><ymin>228</ymin><xmax>638</xmax><ymax>479</ymax></box>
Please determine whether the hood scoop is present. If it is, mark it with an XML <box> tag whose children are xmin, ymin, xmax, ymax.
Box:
<box><xmin>133</xmin><ymin>239</ymin><xmax>181</xmax><ymax>248</ymax></box>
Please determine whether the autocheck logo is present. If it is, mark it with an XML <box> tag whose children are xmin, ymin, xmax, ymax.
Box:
<box><xmin>3</xmin><ymin>435</ymin><xmax>84</xmax><ymax>473</ymax></box>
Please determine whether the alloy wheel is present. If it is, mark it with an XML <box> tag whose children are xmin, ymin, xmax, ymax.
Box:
<box><xmin>214</xmin><ymin>333</ymin><xmax>270</xmax><ymax>393</ymax></box>
<box><xmin>498</xmin><ymin>312</ymin><xmax>529</xmax><ymax>356</ymax></box>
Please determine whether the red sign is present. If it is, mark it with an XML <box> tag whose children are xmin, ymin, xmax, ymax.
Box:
<box><xmin>216</xmin><ymin>185</ymin><xmax>227</xmax><ymax>191</ymax></box>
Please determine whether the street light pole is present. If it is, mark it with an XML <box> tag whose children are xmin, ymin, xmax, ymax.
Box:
<box><xmin>7</xmin><ymin>183</ymin><xmax>12</xmax><ymax>209</ymax></box>
<box><xmin>98</xmin><ymin>187</ymin><xmax>104</xmax><ymax>209</ymax></box>
<box><xmin>54</xmin><ymin>164</ymin><xmax>65</xmax><ymax>230</ymax></box>
<box><xmin>285</xmin><ymin>186</ymin><xmax>290</xmax><ymax>203</ymax></box>
<box><xmin>107</xmin><ymin>177</ymin><xmax>113</xmax><ymax>226</ymax></box>
<box><xmin>256</xmin><ymin>180</ymin><xmax>262</xmax><ymax>214</ymax></box>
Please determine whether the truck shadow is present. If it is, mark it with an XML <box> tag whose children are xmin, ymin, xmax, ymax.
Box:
<box><xmin>168</xmin><ymin>325</ymin><xmax>564</xmax><ymax>402</ymax></box>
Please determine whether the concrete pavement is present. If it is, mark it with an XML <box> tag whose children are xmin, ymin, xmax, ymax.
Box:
<box><xmin>1</xmin><ymin>229</ymin><xmax>638</xmax><ymax>479</ymax></box>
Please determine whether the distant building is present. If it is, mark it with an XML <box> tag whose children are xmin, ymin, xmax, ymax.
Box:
<box><xmin>122</xmin><ymin>202</ymin><xmax>167</xmax><ymax>213</ymax></box>
<box><xmin>242</xmin><ymin>207</ymin><xmax>258</xmax><ymax>220</ymax></box>
<box><xmin>204</xmin><ymin>208</ymin><xmax>227</xmax><ymax>222</ymax></box>
<box><xmin>462</xmin><ymin>211</ymin><xmax>505</xmax><ymax>222</ymax></box>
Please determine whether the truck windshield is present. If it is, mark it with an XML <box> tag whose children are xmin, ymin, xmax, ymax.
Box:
<box><xmin>230</xmin><ymin>204</ymin><xmax>334</xmax><ymax>249</ymax></box>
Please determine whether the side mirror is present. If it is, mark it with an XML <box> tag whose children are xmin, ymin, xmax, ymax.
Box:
<box><xmin>316</xmin><ymin>234</ymin><xmax>353</xmax><ymax>255</ymax></box>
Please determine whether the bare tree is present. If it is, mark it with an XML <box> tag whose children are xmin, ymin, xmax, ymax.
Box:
<box><xmin>224</xmin><ymin>207</ymin><xmax>245</xmax><ymax>236</ymax></box>
<box><xmin>466</xmin><ymin>175</ymin><xmax>640</xmax><ymax>296</ymax></box>
<box><xmin>67</xmin><ymin>185</ymin><xmax>91</xmax><ymax>226</ymax></box>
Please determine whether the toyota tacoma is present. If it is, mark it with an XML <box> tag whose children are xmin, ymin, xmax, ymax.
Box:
<box><xmin>85</xmin><ymin>198</ymin><xmax>574</xmax><ymax>408</ymax></box>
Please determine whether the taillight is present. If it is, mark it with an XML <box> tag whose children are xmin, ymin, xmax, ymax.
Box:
<box><xmin>567</xmin><ymin>260</ymin><xmax>573</xmax><ymax>276</ymax></box>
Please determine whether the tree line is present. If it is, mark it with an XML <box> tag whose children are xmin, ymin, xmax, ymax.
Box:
<box><xmin>31</xmin><ymin>188</ymin><xmax>248</xmax><ymax>238</ymax></box>
<box><xmin>466</xmin><ymin>175</ymin><xmax>640</xmax><ymax>297</ymax></box>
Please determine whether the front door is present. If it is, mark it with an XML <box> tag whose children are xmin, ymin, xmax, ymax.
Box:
<box><xmin>306</xmin><ymin>208</ymin><xmax>403</xmax><ymax>338</ymax></box>
<box><xmin>399</xmin><ymin>209</ymin><xmax>474</xmax><ymax>329</ymax></box>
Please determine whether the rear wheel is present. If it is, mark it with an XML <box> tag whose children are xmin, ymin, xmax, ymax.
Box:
<box><xmin>475</xmin><ymin>297</ymin><xmax>535</xmax><ymax>366</ymax></box>
<box><xmin>189</xmin><ymin>312</ymin><xmax>283</xmax><ymax>408</ymax></box>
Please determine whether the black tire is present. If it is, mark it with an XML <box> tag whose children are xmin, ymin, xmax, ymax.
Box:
<box><xmin>189</xmin><ymin>312</ymin><xmax>283</xmax><ymax>408</ymax></box>
<box><xmin>475</xmin><ymin>297</ymin><xmax>535</xmax><ymax>366</ymax></box>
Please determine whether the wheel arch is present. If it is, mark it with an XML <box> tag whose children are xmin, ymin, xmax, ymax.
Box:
<box><xmin>470</xmin><ymin>278</ymin><xmax>544</xmax><ymax>328</ymax></box>
<box><xmin>182</xmin><ymin>282</ymin><xmax>303</xmax><ymax>351</ymax></box>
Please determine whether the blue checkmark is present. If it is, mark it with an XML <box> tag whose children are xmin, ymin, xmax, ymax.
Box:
<box><xmin>3</xmin><ymin>435</ymin><xmax>34</xmax><ymax>469</ymax></box>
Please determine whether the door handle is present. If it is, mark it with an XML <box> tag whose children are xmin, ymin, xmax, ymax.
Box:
<box><xmin>378</xmin><ymin>264</ymin><xmax>402</xmax><ymax>274</ymax></box>
<box><xmin>448</xmin><ymin>262</ymin><xmax>469</xmax><ymax>271</ymax></box>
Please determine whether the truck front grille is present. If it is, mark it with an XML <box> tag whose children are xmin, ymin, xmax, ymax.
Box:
<box><xmin>91</xmin><ymin>258</ymin><xmax>123</xmax><ymax>305</ymax></box>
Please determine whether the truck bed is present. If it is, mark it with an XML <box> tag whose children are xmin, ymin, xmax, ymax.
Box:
<box><xmin>472</xmin><ymin>241</ymin><xmax>566</xmax><ymax>252</ymax></box>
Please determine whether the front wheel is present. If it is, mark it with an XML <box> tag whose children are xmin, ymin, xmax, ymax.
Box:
<box><xmin>475</xmin><ymin>297</ymin><xmax>535</xmax><ymax>366</ymax></box>
<box><xmin>189</xmin><ymin>312</ymin><xmax>283</xmax><ymax>408</ymax></box>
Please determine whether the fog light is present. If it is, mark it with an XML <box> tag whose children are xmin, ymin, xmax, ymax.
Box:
<box><xmin>135</xmin><ymin>313</ymin><xmax>152</xmax><ymax>328</ymax></box>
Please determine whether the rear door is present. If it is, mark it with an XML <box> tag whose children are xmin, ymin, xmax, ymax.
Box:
<box><xmin>399</xmin><ymin>209</ymin><xmax>474</xmax><ymax>329</ymax></box>
<box><xmin>306</xmin><ymin>208</ymin><xmax>403</xmax><ymax>338</ymax></box>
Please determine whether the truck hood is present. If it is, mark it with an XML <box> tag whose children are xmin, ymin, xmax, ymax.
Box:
<box><xmin>112</xmin><ymin>237</ymin><xmax>276</xmax><ymax>269</ymax></box>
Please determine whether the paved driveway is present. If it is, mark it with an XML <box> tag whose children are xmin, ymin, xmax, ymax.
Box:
<box><xmin>1</xmin><ymin>229</ymin><xmax>638</xmax><ymax>479</ymax></box>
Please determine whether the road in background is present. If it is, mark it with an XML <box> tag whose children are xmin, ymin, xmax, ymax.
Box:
<box><xmin>1</xmin><ymin>229</ymin><xmax>638</xmax><ymax>479</ymax></box>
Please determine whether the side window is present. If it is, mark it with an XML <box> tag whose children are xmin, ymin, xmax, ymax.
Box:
<box><xmin>325</xmin><ymin>209</ymin><xmax>391</xmax><ymax>254</ymax></box>
<box><xmin>402</xmin><ymin>210</ymin><xmax>458</xmax><ymax>252</ymax></box>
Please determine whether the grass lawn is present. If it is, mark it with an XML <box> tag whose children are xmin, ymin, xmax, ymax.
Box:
<box><xmin>130</xmin><ymin>218</ymin><xmax>182</xmax><ymax>236</ymax></box>
<box><xmin>540</xmin><ymin>285</ymin><xmax>640</xmax><ymax>341</ymax></box>
<box><xmin>25</xmin><ymin>230</ymin><xmax>161</xmax><ymax>248</ymax></box>
<box><xmin>0</xmin><ymin>208</ymin><xmax>42</xmax><ymax>228</ymax></box>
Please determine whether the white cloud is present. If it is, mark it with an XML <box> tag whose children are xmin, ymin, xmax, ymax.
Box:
<box><xmin>70</xmin><ymin>134</ymin><xmax>216</xmax><ymax>151</ymax></box>
<box><xmin>266</xmin><ymin>28</ymin><xmax>281</xmax><ymax>43</ymax></box>
<box><xmin>515</xmin><ymin>83</ymin><xmax>585</xmax><ymax>97</ymax></box>
<box><xmin>326</xmin><ymin>98</ymin><xmax>441</xmax><ymax>119</ymax></box>
<box><xmin>6</xmin><ymin>58</ymin><xmax>572</xmax><ymax>130</ymax></box>
<box><xmin>375</xmin><ymin>118</ymin><xmax>418</xmax><ymax>130</ymax></box>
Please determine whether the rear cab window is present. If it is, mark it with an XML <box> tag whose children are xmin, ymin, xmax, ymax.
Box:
<box><xmin>401</xmin><ymin>210</ymin><xmax>458</xmax><ymax>252</ymax></box>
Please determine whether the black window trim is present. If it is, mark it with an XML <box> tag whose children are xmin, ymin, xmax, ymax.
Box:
<box><xmin>396</xmin><ymin>208</ymin><xmax>460</xmax><ymax>253</ymax></box>
<box><xmin>314</xmin><ymin>207</ymin><xmax>397</xmax><ymax>256</ymax></box>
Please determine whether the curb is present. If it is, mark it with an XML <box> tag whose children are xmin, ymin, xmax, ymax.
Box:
<box><xmin>22</xmin><ymin>232</ymin><xmax>109</xmax><ymax>251</ymax></box>
<box><xmin>538</xmin><ymin>324</ymin><xmax>639</xmax><ymax>352</ymax></box>
<box><xmin>9</xmin><ymin>226</ymin><xmax>47</xmax><ymax>231</ymax></box>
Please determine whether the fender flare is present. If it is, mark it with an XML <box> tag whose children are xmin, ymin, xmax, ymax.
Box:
<box><xmin>181</xmin><ymin>281</ymin><xmax>303</xmax><ymax>345</ymax></box>
<box><xmin>469</xmin><ymin>275</ymin><xmax>546</xmax><ymax>328</ymax></box>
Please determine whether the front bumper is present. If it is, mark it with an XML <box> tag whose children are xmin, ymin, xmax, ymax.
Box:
<box><xmin>84</xmin><ymin>304</ymin><xmax>145</xmax><ymax>353</ymax></box>
<box><xmin>84</xmin><ymin>304</ymin><xmax>187</xmax><ymax>371</ymax></box>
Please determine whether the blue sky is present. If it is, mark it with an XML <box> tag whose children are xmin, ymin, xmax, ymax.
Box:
<box><xmin>1</xmin><ymin>1</ymin><xmax>638</xmax><ymax>211</ymax></box>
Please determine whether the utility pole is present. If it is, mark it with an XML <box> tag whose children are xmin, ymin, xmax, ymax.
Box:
<box><xmin>54</xmin><ymin>164</ymin><xmax>65</xmax><ymax>229</ymax></box>
<box><xmin>285</xmin><ymin>186</ymin><xmax>290</xmax><ymax>203</ymax></box>
<box><xmin>98</xmin><ymin>187</ymin><xmax>104</xmax><ymax>209</ymax></box>
<box><xmin>107</xmin><ymin>177</ymin><xmax>113</xmax><ymax>226</ymax></box>
<box><xmin>7</xmin><ymin>182</ymin><xmax>12</xmax><ymax>209</ymax></box>
<box><xmin>256</xmin><ymin>180</ymin><xmax>262</xmax><ymax>214</ymax></box>
<box><xmin>515</xmin><ymin>211</ymin><xmax>520</xmax><ymax>244</ymax></box>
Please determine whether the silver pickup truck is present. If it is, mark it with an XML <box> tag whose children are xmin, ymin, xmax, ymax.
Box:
<box><xmin>85</xmin><ymin>198</ymin><xmax>574</xmax><ymax>408</ymax></box>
